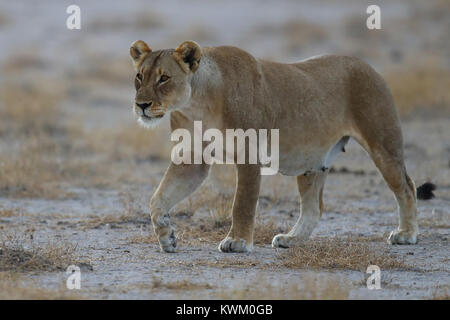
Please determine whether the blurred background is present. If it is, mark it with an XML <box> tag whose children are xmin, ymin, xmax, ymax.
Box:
<box><xmin>0</xmin><ymin>0</ymin><xmax>449</xmax><ymax>199</ymax></box>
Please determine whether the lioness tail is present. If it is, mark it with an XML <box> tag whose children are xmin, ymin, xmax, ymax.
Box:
<box><xmin>417</xmin><ymin>182</ymin><xmax>436</xmax><ymax>200</ymax></box>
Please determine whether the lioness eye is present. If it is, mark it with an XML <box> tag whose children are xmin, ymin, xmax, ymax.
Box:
<box><xmin>159</xmin><ymin>75</ymin><xmax>170</xmax><ymax>83</ymax></box>
<box><xmin>136</xmin><ymin>73</ymin><xmax>143</xmax><ymax>82</ymax></box>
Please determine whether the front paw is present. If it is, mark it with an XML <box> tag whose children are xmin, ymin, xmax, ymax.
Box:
<box><xmin>158</xmin><ymin>227</ymin><xmax>177</xmax><ymax>253</ymax></box>
<box><xmin>388</xmin><ymin>229</ymin><xmax>418</xmax><ymax>245</ymax></box>
<box><xmin>271</xmin><ymin>233</ymin><xmax>295</xmax><ymax>248</ymax></box>
<box><xmin>219</xmin><ymin>237</ymin><xmax>253</xmax><ymax>253</ymax></box>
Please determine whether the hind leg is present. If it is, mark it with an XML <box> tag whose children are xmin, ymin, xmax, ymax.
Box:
<box><xmin>367</xmin><ymin>146</ymin><xmax>418</xmax><ymax>244</ymax></box>
<box><xmin>349</xmin><ymin>61</ymin><xmax>419</xmax><ymax>244</ymax></box>
<box><xmin>388</xmin><ymin>173</ymin><xmax>418</xmax><ymax>244</ymax></box>
<box><xmin>272</xmin><ymin>171</ymin><xmax>327</xmax><ymax>248</ymax></box>
<box><xmin>353</xmin><ymin>124</ymin><xmax>418</xmax><ymax>244</ymax></box>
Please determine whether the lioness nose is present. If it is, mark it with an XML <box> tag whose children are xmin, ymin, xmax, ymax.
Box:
<box><xmin>136</xmin><ymin>101</ymin><xmax>152</xmax><ymax>111</ymax></box>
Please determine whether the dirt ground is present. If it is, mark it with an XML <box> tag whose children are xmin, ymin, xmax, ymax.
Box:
<box><xmin>1</xmin><ymin>117</ymin><xmax>449</xmax><ymax>299</ymax></box>
<box><xmin>0</xmin><ymin>0</ymin><xmax>449</xmax><ymax>299</ymax></box>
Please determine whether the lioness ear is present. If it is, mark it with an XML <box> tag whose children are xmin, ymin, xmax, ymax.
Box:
<box><xmin>173</xmin><ymin>41</ymin><xmax>202</xmax><ymax>73</ymax></box>
<box><xmin>130</xmin><ymin>40</ymin><xmax>151</xmax><ymax>69</ymax></box>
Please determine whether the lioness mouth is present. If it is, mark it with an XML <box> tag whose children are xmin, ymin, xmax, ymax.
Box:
<box><xmin>142</xmin><ymin>114</ymin><xmax>163</xmax><ymax>120</ymax></box>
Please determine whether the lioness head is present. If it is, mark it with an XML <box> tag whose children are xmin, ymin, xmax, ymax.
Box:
<box><xmin>129</xmin><ymin>40</ymin><xmax>202</xmax><ymax>128</ymax></box>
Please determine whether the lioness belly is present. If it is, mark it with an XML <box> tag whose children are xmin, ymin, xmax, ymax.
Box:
<box><xmin>277</xmin><ymin>136</ymin><xmax>349</xmax><ymax>176</ymax></box>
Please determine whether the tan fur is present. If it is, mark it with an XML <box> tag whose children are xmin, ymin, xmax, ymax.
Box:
<box><xmin>129</xmin><ymin>40</ymin><xmax>419</xmax><ymax>253</ymax></box>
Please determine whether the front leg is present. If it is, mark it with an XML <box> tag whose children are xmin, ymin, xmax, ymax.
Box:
<box><xmin>150</xmin><ymin>163</ymin><xmax>210</xmax><ymax>252</ymax></box>
<box><xmin>219</xmin><ymin>164</ymin><xmax>261</xmax><ymax>253</ymax></box>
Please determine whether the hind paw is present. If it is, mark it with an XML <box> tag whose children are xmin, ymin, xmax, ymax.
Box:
<box><xmin>388</xmin><ymin>229</ymin><xmax>418</xmax><ymax>245</ymax></box>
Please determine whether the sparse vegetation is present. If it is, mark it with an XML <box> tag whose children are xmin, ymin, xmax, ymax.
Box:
<box><xmin>0</xmin><ymin>232</ymin><xmax>86</xmax><ymax>272</ymax></box>
<box><xmin>151</xmin><ymin>277</ymin><xmax>213</xmax><ymax>291</ymax></box>
<box><xmin>419</xmin><ymin>212</ymin><xmax>450</xmax><ymax>230</ymax></box>
<box><xmin>170</xmin><ymin>256</ymin><xmax>261</xmax><ymax>269</ymax></box>
<box><xmin>2</xmin><ymin>52</ymin><xmax>47</xmax><ymax>73</ymax></box>
<box><xmin>86</xmin><ymin>124</ymin><xmax>172</xmax><ymax>163</ymax></box>
<box><xmin>74</xmin><ymin>190</ymin><xmax>149</xmax><ymax>230</ymax></box>
<box><xmin>0</xmin><ymin>81</ymin><xmax>70</xmax><ymax>198</ymax></box>
<box><xmin>0</xmin><ymin>136</ymin><xmax>66</xmax><ymax>198</ymax></box>
<box><xmin>217</xmin><ymin>274</ymin><xmax>350</xmax><ymax>299</ymax></box>
<box><xmin>431</xmin><ymin>287</ymin><xmax>450</xmax><ymax>300</ymax></box>
<box><xmin>88</xmin><ymin>11</ymin><xmax>164</xmax><ymax>31</ymax></box>
<box><xmin>387</xmin><ymin>64</ymin><xmax>450</xmax><ymax>116</ymax></box>
<box><xmin>0</xmin><ymin>209</ymin><xmax>15</xmax><ymax>217</ymax></box>
<box><xmin>277</xmin><ymin>237</ymin><xmax>413</xmax><ymax>271</ymax></box>
<box><xmin>0</xmin><ymin>272</ymin><xmax>82</xmax><ymax>299</ymax></box>
<box><xmin>127</xmin><ymin>232</ymin><xmax>157</xmax><ymax>244</ymax></box>
<box><xmin>0</xmin><ymin>83</ymin><xmax>62</xmax><ymax>136</ymax></box>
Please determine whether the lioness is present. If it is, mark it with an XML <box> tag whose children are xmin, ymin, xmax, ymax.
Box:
<box><xmin>129</xmin><ymin>40</ymin><xmax>434</xmax><ymax>253</ymax></box>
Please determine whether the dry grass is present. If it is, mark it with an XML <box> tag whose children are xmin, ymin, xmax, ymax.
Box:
<box><xmin>0</xmin><ymin>82</ymin><xmax>62</xmax><ymax>136</ymax></box>
<box><xmin>173</xmin><ymin>190</ymin><xmax>233</xmax><ymax>245</ymax></box>
<box><xmin>277</xmin><ymin>237</ymin><xmax>412</xmax><ymax>271</ymax></box>
<box><xmin>0</xmin><ymin>136</ymin><xmax>67</xmax><ymax>198</ymax></box>
<box><xmin>77</xmin><ymin>190</ymin><xmax>149</xmax><ymax>230</ymax></box>
<box><xmin>177</xmin><ymin>181</ymin><xmax>284</xmax><ymax>243</ymax></box>
<box><xmin>431</xmin><ymin>286</ymin><xmax>450</xmax><ymax>300</ymax></box>
<box><xmin>177</xmin><ymin>212</ymin><xmax>281</xmax><ymax>247</ymax></box>
<box><xmin>0</xmin><ymin>77</ymin><xmax>135</xmax><ymax>196</ymax></box>
<box><xmin>179</xmin><ymin>185</ymin><xmax>227</xmax><ymax>215</ymax></box>
<box><xmin>119</xmin><ymin>190</ymin><xmax>144</xmax><ymax>216</ymax></box>
<box><xmin>0</xmin><ymin>70</ymin><xmax>163</xmax><ymax>197</ymax></box>
<box><xmin>151</xmin><ymin>277</ymin><xmax>213</xmax><ymax>291</ymax></box>
<box><xmin>254</xmin><ymin>20</ymin><xmax>327</xmax><ymax>55</ymax></box>
<box><xmin>0</xmin><ymin>81</ymin><xmax>75</xmax><ymax>198</ymax></box>
<box><xmin>115</xmin><ymin>277</ymin><xmax>214</xmax><ymax>297</ymax></box>
<box><xmin>0</xmin><ymin>209</ymin><xmax>15</xmax><ymax>217</ymax></box>
<box><xmin>169</xmin><ymin>221</ymin><xmax>227</xmax><ymax>246</ymax></box>
<box><xmin>77</xmin><ymin>214</ymin><xmax>138</xmax><ymax>230</ymax></box>
<box><xmin>76</xmin><ymin>210</ymin><xmax>149</xmax><ymax>230</ymax></box>
<box><xmin>419</xmin><ymin>213</ymin><xmax>450</xmax><ymax>230</ymax></box>
<box><xmin>72</xmin><ymin>56</ymin><xmax>133</xmax><ymax>86</ymax></box>
<box><xmin>207</xmin><ymin>197</ymin><xmax>233</xmax><ymax>229</ymax></box>
<box><xmin>129</xmin><ymin>218</ymin><xmax>281</xmax><ymax>248</ymax></box>
<box><xmin>127</xmin><ymin>232</ymin><xmax>157</xmax><ymax>244</ymax></box>
<box><xmin>208</xmin><ymin>165</ymin><xmax>236</xmax><ymax>195</ymax></box>
<box><xmin>171</xmin><ymin>256</ymin><xmax>261</xmax><ymax>270</ymax></box>
<box><xmin>260</xmin><ymin>174</ymin><xmax>298</xmax><ymax>208</ymax></box>
<box><xmin>217</xmin><ymin>274</ymin><xmax>350</xmax><ymax>300</ymax></box>
<box><xmin>0</xmin><ymin>232</ymin><xmax>85</xmax><ymax>272</ymax></box>
<box><xmin>386</xmin><ymin>64</ymin><xmax>450</xmax><ymax>116</ymax></box>
<box><xmin>169</xmin><ymin>24</ymin><xmax>216</xmax><ymax>45</ymax></box>
<box><xmin>282</xmin><ymin>20</ymin><xmax>328</xmax><ymax>54</ymax></box>
<box><xmin>254</xmin><ymin>219</ymin><xmax>284</xmax><ymax>245</ymax></box>
<box><xmin>85</xmin><ymin>124</ymin><xmax>171</xmax><ymax>162</ymax></box>
<box><xmin>0</xmin><ymin>272</ymin><xmax>82</xmax><ymax>299</ymax></box>
<box><xmin>2</xmin><ymin>52</ymin><xmax>47</xmax><ymax>73</ymax></box>
<box><xmin>88</xmin><ymin>11</ymin><xmax>164</xmax><ymax>31</ymax></box>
